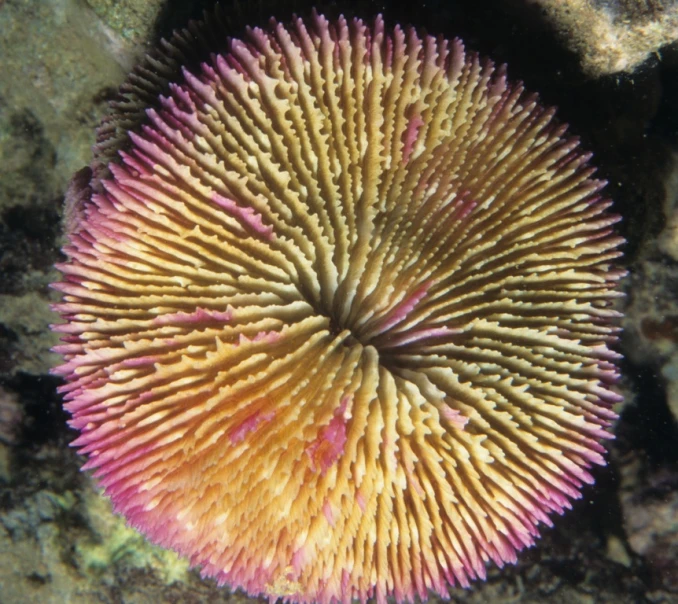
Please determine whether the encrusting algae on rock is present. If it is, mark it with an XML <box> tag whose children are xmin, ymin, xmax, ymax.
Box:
<box><xmin>50</xmin><ymin>11</ymin><xmax>625</xmax><ymax>604</ymax></box>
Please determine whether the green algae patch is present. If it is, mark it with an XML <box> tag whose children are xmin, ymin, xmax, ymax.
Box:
<box><xmin>75</xmin><ymin>487</ymin><xmax>190</xmax><ymax>585</ymax></box>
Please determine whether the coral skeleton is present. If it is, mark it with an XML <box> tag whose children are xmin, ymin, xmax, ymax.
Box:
<box><xmin>51</xmin><ymin>13</ymin><xmax>624</xmax><ymax>604</ymax></box>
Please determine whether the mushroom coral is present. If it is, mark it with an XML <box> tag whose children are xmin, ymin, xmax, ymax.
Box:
<box><xmin>51</xmin><ymin>12</ymin><xmax>625</xmax><ymax>604</ymax></box>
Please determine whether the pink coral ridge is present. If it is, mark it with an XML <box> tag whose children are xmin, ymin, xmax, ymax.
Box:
<box><xmin>51</xmin><ymin>12</ymin><xmax>624</xmax><ymax>604</ymax></box>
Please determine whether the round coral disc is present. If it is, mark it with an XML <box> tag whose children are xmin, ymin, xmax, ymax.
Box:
<box><xmin>52</xmin><ymin>13</ymin><xmax>624</xmax><ymax>604</ymax></box>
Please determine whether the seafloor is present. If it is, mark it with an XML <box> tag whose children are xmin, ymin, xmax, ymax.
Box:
<box><xmin>1</xmin><ymin>0</ymin><xmax>677</xmax><ymax>602</ymax></box>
